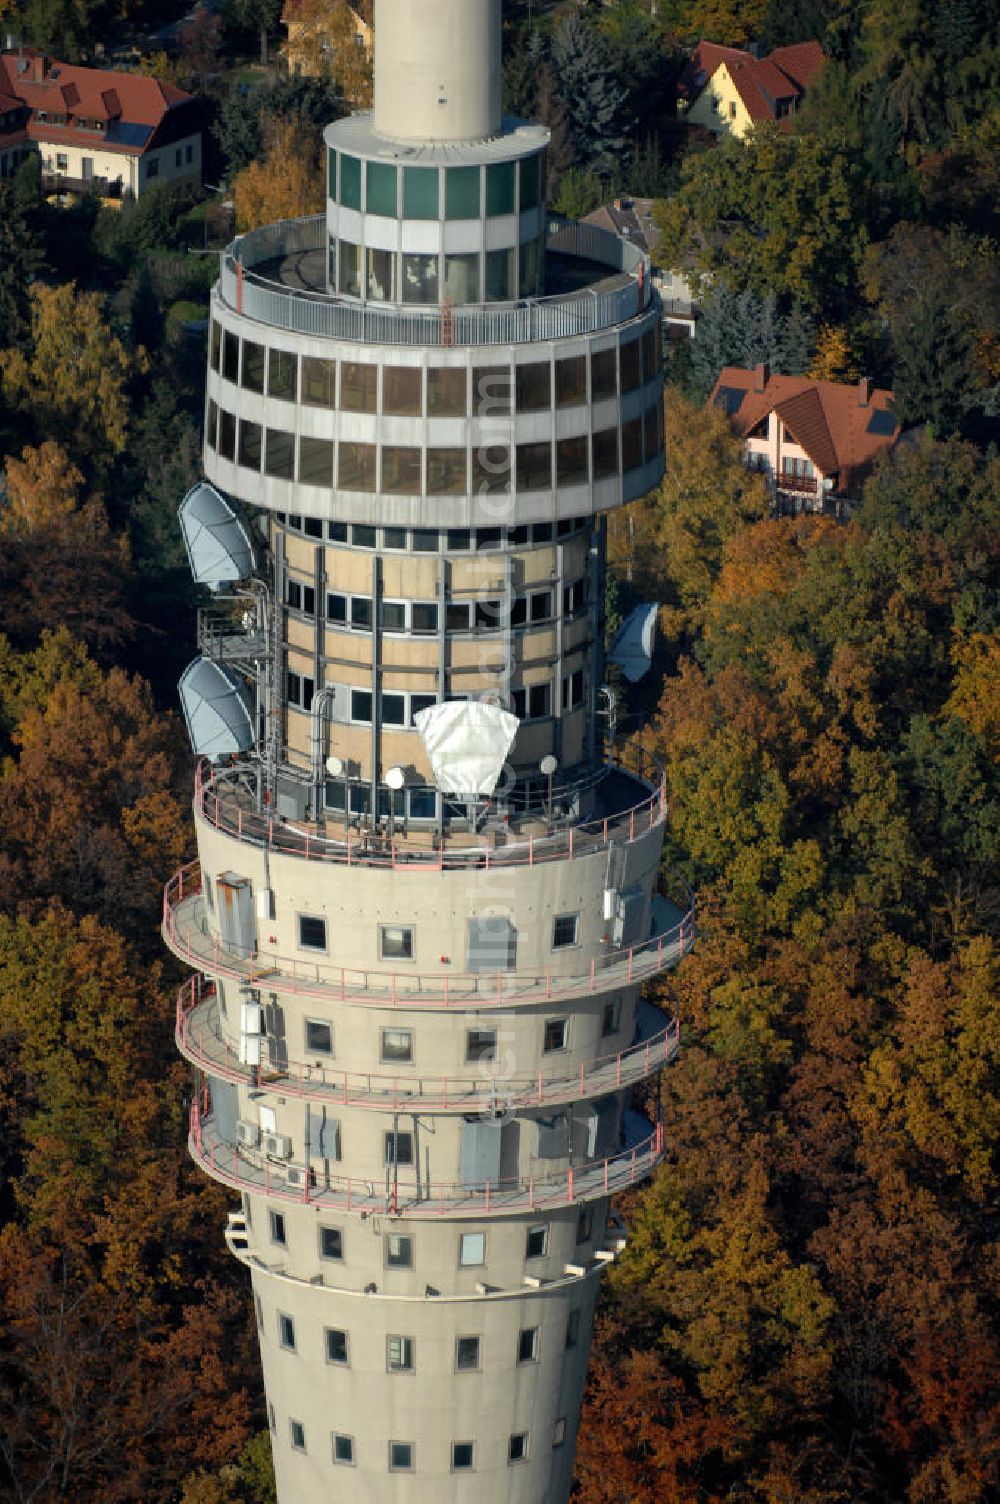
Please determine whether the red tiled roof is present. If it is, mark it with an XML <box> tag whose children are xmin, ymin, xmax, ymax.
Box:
<box><xmin>0</xmin><ymin>51</ymin><xmax>191</xmax><ymax>154</ymax></box>
<box><xmin>708</xmin><ymin>367</ymin><xmax>899</xmax><ymax>493</ymax></box>
<box><xmin>680</xmin><ymin>37</ymin><xmax>826</xmax><ymax>124</ymax></box>
<box><xmin>768</xmin><ymin>41</ymin><xmax>826</xmax><ymax>91</ymax></box>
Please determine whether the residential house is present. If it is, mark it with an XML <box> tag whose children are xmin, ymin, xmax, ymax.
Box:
<box><xmin>584</xmin><ymin>195</ymin><xmax>699</xmax><ymax>339</ymax></box>
<box><xmin>678</xmin><ymin>39</ymin><xmax>825</xmax><ymax>139</ymax></box>
<box><xmin>283</xmin><ymin>0</ymin><xmax>373</xmax><ymax>78</ymax></box>
<box><xmin>709</xmin><ymin>364</ymin><xmax>900</xmax><ymax>516</ymax></box>
<box><xmin>0</xmin><ymin>49</ymin><xmax>201</xmax><ymax>199</ymax></box>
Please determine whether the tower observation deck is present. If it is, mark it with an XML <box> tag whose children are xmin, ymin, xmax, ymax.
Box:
<box><xmin>164</xmin><ymin>2</ymin><xmax>692</xmax><ymax>1498</ymax></box>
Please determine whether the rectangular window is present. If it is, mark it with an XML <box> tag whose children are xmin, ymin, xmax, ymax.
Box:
<box><xmin>485</xmin><ymin>246</ymin><xmax>515</xmax><ymax>300</ymax></box>
<box><xmin>466</xmin><ymin>1029</ymin><xmax>496</xmax><ymax>1063</ymax></box>
<box><xmin>517</xmin><ymin>441</ymin><xmax>552</xmax><ymax>491</ymax></box>
<box><xmin>327</xmin><ymin>592</ymin><xmax>347</xmax><ymax>624</ymax></box>
<box><xmin>338</xmin><ymin>238</ymin><xmax>360</xmax><ymax>296</ymax></box>
<box><xmin>325</xmin><ymin>1328</ymin><xmax>349</xmax><ymax>1364</ymax></box>
<box><xmin>592</xmin><ymin>424</ymin><xmax>619</xmax><ymax>478</ymax></box>
<box><xmin>327</xmin><ymin>520</ymin><xmax>348</xmax><ymax>542</ymax></box>
<box><xmin>486</xmin><ymin>161</ymin><xmax>515</xmax><ymax>215</ymax></box>
<box><xmin>557</xmin><ymin>435</ymin><xmax>589</xmax><ymax>487</ymax></box>
<box><xmin>528</xmin><ymin>682</ymin><xmax>551</xmax><ymax>719</ymax></box>
<box><xmin>268</xmin><ymin>349</ymin><xmax>297</xmax><ymax>400</ymax></box>
<box><xmin>286</xmin><ymin>580</ymin><xmax>315</xmax><ymax>615</ymax></box>
<box><xmin>298</xmin><ymin>436</ymin><xmax>333</xmax><ymax>486</ymax></box>
<box><xmin>242</xmin><ymin>339</ymin><xmax>265</xmax><ymax>392</ymax></box>
<box><xmin>566</xmin><ymin>1309</ymin><xmax>581</xmax><ymax>1349</ymax></box>
<box><xmin>265</xmin><ymin>429</ymin><xmax>295</xmax><ymax>480</ymax></box>
<box><xmin>381</xmin><ymin>446</ymin><xmax>422</xmax><ymax>495</ymax></box>
<box><xmin>444</xmin><ymin>251</ymin><xmax>479</xmax><ymax>302</ymax></box>
<box><xmin>305</xmin><ymin>1019</ymin><xmax>333</xmax><ymax>1054</ymax></box>
<box><xmin>270</xmin><ymin>1210</ymin><xmax>286</xmax><ymax>1245</ymax></box>
<box><xmin>622</xmin><ymin>418</ymin><xmax>643</xmax><ymax>473</ymax></box>
<box><xmin>279</xmin><ymin>1313</ymin><xmax>296</xmax><ymax>1351</ymax></box>
<box><xmin>366</xmin><ymin>159</ymin><xmax>397</xmax><ymax>216</ymax></box>
<box><xmin>427</xmin><ymin>366</ymin><xmax>467</xmax><ymax>416</ymax></box>
<box><xmin>387</xmin><ymin>1335</ymin><xmax>414</xmax><ymax>1372</ymax></box>
<box><xmin>410</xmin><ymin>694</ymin><xmax>436</xmax><ymax>725</ymax></box>
<box><xmin>302</xmin><ymin>356</ymin><xmax>336</xmax><ymax>407</ymax></box>
<box><xmin>382</xmin><ymin>600</ymin><xmax>406</xmax><ymax>632</ymax></box>
<box><xmin>412</xmin><ymin>528</ymin><xmax>438</xmax><ymax>552</ymax></box>
<box><xmin>474</xmin><ymin>366</ymin><xmax>512</xmax><ymax>416</ymax></box>
<box><xmin>563</xmin><ymin>668</ymin><xmax>584</xmax><ymax>710</ymax></box>
<box><xmin>385</xmin><ymin>1130</ymin><xmax>414</xmax><ymax>1166</ymax></box>
<box><xmin>145</xmin><ymin>155</ymin><xmax>158</xmax><ymax>179</ymax></box>
<box><xmin>218</xmin><ymin>410</ymin><xmax>235</xmax><ymax>460</ymax></box>
<box><xmin>544</xmin><ymin>1018</ymin><xmax>568</xmax><ymax>1052</ymax></box>
<box><xmin>380</xmin><ymin>925</ymin><xmax>414</xmax><ymax>961</ymax></box>
<box><xmin>404</xmin><ymin>164</ymin><xmax>439</xmax><ymax>218</ymax></box>
<box><xmin>381</xmin><ymin>1028</ymin><xmax>413</xmax><ymax>1064</ymax></box>
<box><xmin>620</xmin><ymin>340</ymin><xmax>641</xmax><ymax>393</ymax></box>
<box><xmin>516</xmin><ymin>361</ymin><xmax>551</xmax><ymax>413</ymax></box>
<box><xmin>509</xmin><ymin>1432</ymin><xmax>529</xmax><ymax>1463</ymax></box>
<box><xmin>552</xmin><ymin>914</ymin><xmax>579</xmax><ymax>949</ymax></box>
<box><xmin>340</xmin><ymin>362</ymin><xmax>377</xmax><ymax>413</ymax></box>
<box><xmin>526</xmin><ymin>1224</ymin><xmax>548</xmax><ymax>1259</ymax></box>
<box><xmin>517</xmin><ymin>1327</ymin><xmax>539</xmax><ymax>1364</ymax></box>
<box><xmin>254</xmin><ymin>1293</ymin><xmax>263</xmax><ymax>1328</ymax></box>
<box><xmin>446</xmin><ymin>602</ymin><xmax>471</xmax><ymax>631</ymax></box>
<box><xmin>602</xmin><ymin>998</ymin><xmax>621</xmax><ymax>1036</ymax></box>
<box><xmin>210</xmin><ymin>320</ymin><xmax>221</xmax><ymax>371</ymax></box>
<box><xmin>381</xmin><ymin>691</ymin><xmax>406</xmax><ymax>726</ymax></box>
<box><xmin>222</xmin><ymin>331</ymin><xmax>240</xmax><ymax>384</ymax></box>
<box><xmin>459</xmin><ymin>1232</ymin><xmax>485</xmax><ymax>1267</ymax></box>
<box><xmin>366</xmin><ymin>244</ymin><xmax>395</xmax><ymax>301</ymax></box>
<box><xmin>353</xmin><ymin>523</ymin><xmax>377</xmax><ymax>548</ymax></box>
<box><xmin>298</xmin><ymin>915</ymin><xmax>327</xmax><ymax>952</ymax></box>
<box><xmin>339</xmin><ymin>442</ymin><xmax>376</xmax><ymax>492</ymax></box>
<box><xmin>530</xmin><ymin>590</ymin><xmax>553</xmax><ymax>623</ymax></box>
<box><xmin>576</xmin><ymin>1206</ymin><xmax>594</xmax><ymax>1244</ymax></box>
<box><xmin>389</xmin><ymin>1441</ymin><xmax>413</xmax><ymax>1471</ymax></box>
<box><xmin>339</xmin><ymin>152</ymin><xmax>361</xmax><ymax>209</ymax></box>
<box><xmin>446</xmin><ymin>164</ymin><xmax>480</xmax><ymax>219</ymax></box>
<box><xmin>386</xmin><ymin>1234</ymin><xmax>413</xmax><ymax>1269</ymax></box>
<box><xmin>556</xmin><ymin>354</ymin><xmax>587</xmax><ymax>407</ymax></box>
<box><xmin>401</xmin><ymin>252</ymin><xmax>438</xmax><ymax>304</ymax></box>
<box><xmin>383</xmin><ymin>366</ymin><xmax>422</xmax><ymax>416</ymax></box>
<box><xmin>383</xmin><ymin>526</ymin><xmax>408</xmax><ymax>549</ymax></box>
<box><xmin>452</xmin><ymin>1441</ymin><xmax>475</xmax><ymax>1471</ymax></box>
<box><xmin>520</xmin><ymin>151</ymin><xmax>541</xmax><ymax>209</ymax></box>
<box><xmin>319</xmin><ymin>1226</ymin><xmax>343</xmax><ymax>1260</ymax></box>
<box><xmin>591</xmin><ymin>347</ymin><xmax>617</xmax><ymax>400</ymax></box>
<box><xmin>333</xmin><ymin>1433</ymin><xmax>354</xmax><ymax>1465</ymax></box>
<box><xmin>426</xmin><ymin>447</ymin><xmax>467</xmax><ymax>495</ymax></box>
<box><xmin>456</xmin><ymin>1335</ymin><xmax>480</xmax><ymax>1371</ymax></box>
<box><xmin>238</xmin><ymin>419</ymin><xmax>262</xmax><ymax>470</ymax></box>
<box><xmin>564</xmin><ymin>580</ymin><xmax>585</xmax><ymax>616</ymax></box>
<box><xmin>290</xmin><ymin>1419</ymin><xmax>305</xmax><ymax>1451</ymax></box>
<box><xmin>350</xmin><ymin>689</ymin><xmax>372</xmax><ymax>723</ymax></box>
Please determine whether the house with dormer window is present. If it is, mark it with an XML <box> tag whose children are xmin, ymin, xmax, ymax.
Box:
<box><xmin>678</xmin><ymin>39</ymin><xmax>825</xmax><ymax>140</ymax></box>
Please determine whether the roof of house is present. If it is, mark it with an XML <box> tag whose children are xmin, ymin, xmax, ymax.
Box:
<box><xmin>679</xmin><ymin>37</ymin><xmax>826</xmax><ymax>125</ymax></box>
<box><xmin>0</xmin><ymin>50</ymin><xmax>193</xmax><ymax>156</ymax></box>
<box><xmin>583</xmin><ymin>196</ymin><xmax>661</xmax><ymax>258</ymax></box>
<box><xmin>708</xmin><ymin>367</ymin><xmax>900</xmax><ymax>491</ymax></box>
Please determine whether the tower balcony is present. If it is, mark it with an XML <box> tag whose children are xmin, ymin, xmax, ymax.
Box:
<box><xmin>162</xmin><ymin>865</ymin><xmax>695</xmax><ymax>1011</ymax></box>
<box><xmin>176</xmin><ymin>975</ymin><xmax>680</xmax><ymax>1111</ymax></box>
<box><xmin>193</xmin><ymin>745</ymin><xmax>666</xmax><ymax>872</ymax></box>
<box><xmin>189</xmin><ymin>1101</ymin><xmax>664</xmax><ymax>1218</ymax></box>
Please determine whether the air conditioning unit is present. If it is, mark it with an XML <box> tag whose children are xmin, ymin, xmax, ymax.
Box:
<box><xmin>263</xmin><ymin>1132</ymin><xmax>292</xmax><ymax>1160</ymax></box>
<box><xmin>237</xmin><ymin>1120</ymin><xmax>260</xmax><ymax>1148</ymax></box>
<box><xmin>241</xmin><ymin>999</ymin><xmax>262</xmax><ymax>1035</ymax></box>
<box><xmin>285</xmin><ymin>1166</ymin><xmax>308</xmax><ymax>1191</ymax></box>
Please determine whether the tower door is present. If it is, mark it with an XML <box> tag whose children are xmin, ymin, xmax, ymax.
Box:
<box><xmin>216</xmin><ymin>873</ymin><xmax>256</xmax><ymax>958</ymax></box>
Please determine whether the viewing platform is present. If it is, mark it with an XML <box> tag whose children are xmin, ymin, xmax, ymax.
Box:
<box><xmin>176</xmin><ymin>975</ymin><xmax>681</xmax><ymax>1111</ymax></box>
<box><xmin>190</xmin><ymin>1102</ymin><xmax>665</xmax><ymax>1219</ymax></box>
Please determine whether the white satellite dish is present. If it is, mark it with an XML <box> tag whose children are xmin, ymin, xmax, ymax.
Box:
<box><xmin>414</xmin><ymin>700</ymin><xmax>520</xmax><ymax>798</ymax></box>
<box><xmin>326</xmin><ymin>755</ymin><xmax>344</xmax><ymax>777</ymax></box>
<box><xmin>540</xmin><ymin>754</ymin><xmax>558</xmax><ymax>776</ymax></box>
<box><xmin>385</xmin><ymin>766</ymin><xmax>405</xmax><ymax>791</ymax></box>
<box><xmin>608</xmin><ymin>603</ymin><xmax>659</xmax><ymax>683</ymax></box>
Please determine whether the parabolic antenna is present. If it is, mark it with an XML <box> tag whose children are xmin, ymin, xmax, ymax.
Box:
<box><xmin>177</xmin><ymin>481</ymin><xmax>255</xmax><ymax>590</ymax></box>
<box><xmin>178</xmin><ymin>657</ymin><xmax>255</xmax><ymax>758</ymax></box>
<box><xmin>414</xmin><ymin>700</ymin><xmax>520</xmax><ymax>798</ymax></box>
<box><xmin>326</xmin><ymin>755</ymin><xmax>345</xmax><ymax>777</ymax></box>
<box><xmin>607</xmin><ymin>603</ymin><xmax>659</xmax><ymax>684</ymax></box>
<box><xmin>385</xmin><ymin>766</ymin><xmax>406</xmax><ymax>791</ymax></box>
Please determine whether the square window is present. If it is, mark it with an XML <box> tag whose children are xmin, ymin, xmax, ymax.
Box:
<box><xmin>381</xmin><ymin>1029</ymin><xmax>413</xmax><ymax>1063</ymax></box>
<box><xmin>459</xmin><ymin>1232</ymin><xmax>485</xmax><ymax>1267</ymax></box>
<box><xmin>380</xmin><ymin>925</ymin><xmax>414</xmax><ymax>961</ymax></box>
<box><xmin>552</xmin><ymin>914</ymin><xmax>579</xmax><ymax>949</ymax></box>
<box><xmin>383</xmin><ymin>526</ymin><xmax>408</xmax><ymax>549</ymax></box>
<box><xmin>386</xmin><ymin>1234</ymin><xmax>413</xmax><ymax>1269</ymax></box>
<box><xmin>383</xmin><ymin>365</ymin><xmax>423</xmax><ymax>416</ymax></box>
<box><xmin>530</xmin><ymin>590</ymin><xmax>553</xmax><ymax>623</ymax></box>
<box><xmin>466</xmin><ymin>1029</ymin><xmax>496</xmax><ymax>1063</ymax></box>
<box><xmin>566</xmin><ymin>1310</ymin><xmax>580</xmax><ymax>1349</ymax></box>
<box><xmin>544</xmin><ymin>1019</ymin><xmax>568</xmax><ymax>1053</ymax></box>
<box><xmin>333</xmin><ymin>1433</ymin><xmax>354</xmax><ymax>1465</ymax></box>
<box><xmin>270</xmin><ymin>1210</ymin><xmax>286</xmax><ymax>1246</ymax></box>
<box><xmin>412</xmin><ymin>528</ymin><xmax>438</xmax><ymax>552</ymax></box>
<box><xmin>319</xmin><ymin>1226</ymin><xmax>343</xmax><ymax>1260</ymax></box>
<box><xmin>526</xmin><ymin>1224</ymin><xmax>548</xmax><ymax>1260</ymax></box>
<box><xmin>290</xmin><ymin>1419</ymin><xmax>305</xmax><ymax>1451</ymax></box>
<box><xmin>279</xmin><ymin>1313</ymin><xmax>296</xmax><ymax>1351</ymax></box>
<box><xmin>352</xmin><ymin>523</ymin><xmax>377</xmax><ymax>548</ymax></box>
<box><xmin>387</xmin><ymin>1335</ymin><xmax>414</xmax><ymax>1372</ymax></box>
<box><xmin>455</xmin><ymin>1335</ymin><xmax>480</xmax><ymax>1371</ymax></box>
<box><xmin>446</xmin><ymin>602</ymin><xmax>471</xmax><ymax>631</ymax></box>
<box><xmin>339</xmin><ymin>441</ymin><xmax>376</xmax><ymax>491</ymax></box>
<box><xmin>299</xmin><ymin>915</ymin><xmax>327</xmax><ymax>952</ymax></box>
<box><xmin>326</xmin><ymin>1328</ymin><xmax>349</xmax><ymax>1364</ymax></box>
<box><xmin>602</xmin><ymin>998</ymin><xmax>621</xmax><ymax>1036</ymax></box>
<box><xmin>509</xmin><ymin>1432</ymin><xmax>528</xmax><ymax>1463</ymax></box>
<box><xmin>412</xmin><ymin>602</ymin><xmax>438</xmax><ymax>634</ymax></box>
<box><xmin>410</xmin><ymin>694</ymin><xmax>437</xmax><ymax>726</ymax></box>
<box><xmin>305</xmin><ymin>1019</ymin><xmax>333</xmax><ymax>1054</ymax></box>
<box><xmin>389</xmin><ymin>1440</ymin><xmax>413</xmax><ymax>1471</ymax></box>
<box><xmin>427</xmin><ymin>367</ymin><xmax>467</xmax><ymax>417</ymax></box>
<box><xmin>452</xmin><ymin>1441</ymin><xmax>475</xmax><ymax>1471</ymax></box>
<box><xmin>518</xmin><ymin>1327</ymin><xmax>539</xmax><ymax>1364</ymax></box>
<box><xmin>385</xmin><ymin>1130</ymin><xmax>414</xmax><ymax>1166</ymax></box>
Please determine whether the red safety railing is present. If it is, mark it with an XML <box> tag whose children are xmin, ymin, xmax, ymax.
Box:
<box><xmin>162</xmin><ymin>862</ymin><xmax>696</xmax><ymax>1011</ymax></box>
<box><xmin>176</xmin><ymin>974</ymin><xmax>682</xmax><ymax>1110</ymax></box>
<box><xmin>192</xmin><ymin>746</ymin><xmax>666</xmax><ymax>874</ymax></box>
<box><xmin>189</xmin><ymin>1101</ymin><xmax>666</xmax><ymax>1217</ymax></box>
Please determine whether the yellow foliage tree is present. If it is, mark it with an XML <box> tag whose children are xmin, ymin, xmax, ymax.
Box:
<box><xmin>2</xmin><ymin>442</ymin><xmax>84</xmax><ymax>536</ymax></box>
<box><xmin>286</xmin><ymin>0</ymin><xmax>373</xmax><ymax>107</ymax></box>
<box><xmin>809</xmin><ymin>323</ymin><xmax>857</xmax><ymax>382</ymax></box>
<box><xmin>232</xmin><ymin>118</ymin><xmax>325</xmax><ymax>232</ymax></box>
<box><xmin>944</xmin><ymin>631</ymin><xmax>1000</xmax><ymax>758</ymax></box>
<box><xmin>0</xmin><ymin>283</ymin><xmax>143</xmax><ymax>467</ymax></box>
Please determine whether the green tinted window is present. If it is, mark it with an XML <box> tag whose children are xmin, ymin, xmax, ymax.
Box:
<box><xmin>327</xmin><ymin>149</ymin><xmax>337</xmax><ymax>200</ymax></box>
<box><xmin>520</xmin><ymin>153</ymin><xmax>541</xmax><ymax>211</ymax></box>
<box><xmin>446</xmin><ymin>165</ymin><xmax>480</xmax><ymax>219</ymax></box>
<box><xmin>367</xmin><ymin>160</ymin><xmax>397</xmax><ymax>217</ymax></box>
<box><xmin>404</xmin><ymin>166</ymin><xmax>439</xmax><ymax>219</ymax></box>
<box><xmin>486</xmin><ymin>161</ymin><xmax>516</xmax><ymax>216</ymax></box>
<box><xmin>340</xmin><ymin>154</ymin><xmax>361</xmax><ymax>210</ymax></box>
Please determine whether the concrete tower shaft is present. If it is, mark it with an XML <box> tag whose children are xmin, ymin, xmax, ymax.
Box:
<box><xmin>373</xmin><ymin>0</ymin><xmax>502</xmax><ymax>143</ymax></box>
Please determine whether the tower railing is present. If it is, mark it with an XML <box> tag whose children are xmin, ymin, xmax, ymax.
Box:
<box><xmin>176</xmin><ymin>974</ymin><xmax>681</xmax><ymax>1109</ymax></box>
<box><xmin>162</xmin><ymin>865</ymin><xmax>696</xmax><ymax>1010</ymax></box>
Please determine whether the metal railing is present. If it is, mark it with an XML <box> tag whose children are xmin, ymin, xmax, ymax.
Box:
<box><xmin>190</xmin><ymin>1102</ymin><xmax>665</xmax><ymax>1217</ymax></box>
<box><xmin>162</xmin><ymin>864</ymin><xmax>696</xmax><ymax>1011</ymax></box>
<box><xmin>218</xmin><ymin>215</ymin><xmax>655</xmax><ymax>347</ymax></box>
<box><xmin>193</xmin><ymin>746</ymin><xmax>666</xmax><ymax>873</ymax></box>
<box><xmin>176</xmin><ymin>974</ymin><xmax>681</xmax><ymax>1110</ymax></box>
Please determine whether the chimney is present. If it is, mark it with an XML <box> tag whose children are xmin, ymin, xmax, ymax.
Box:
<box><xmin>858</xmin><ymin>376</ymin><xmax>873</xmax><ymax>406</ymax></box>
<box><xmin>753</xmin><ymin>362</ymin><xmax>768</xmax><ymax>393</ymax></box>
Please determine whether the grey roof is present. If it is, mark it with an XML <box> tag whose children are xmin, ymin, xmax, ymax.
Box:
<box><xmin>178</xmin><ymin>481</ymin><xmax>255</xmax><ymax>589</ymax></box>
<box><xmin>178</xmin><ymin>657</ymin><xmax>255</xmax><ymax>759</ymax></box>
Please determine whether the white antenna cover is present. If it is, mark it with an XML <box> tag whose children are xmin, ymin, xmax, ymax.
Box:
<box><xmin>415</xmin><ymin>700</ymin><xmax>519</xmax><ymax>798</ymax></box>
<box><xmin>608</xmin><ymin>603</ymin><xmax>659</xmax><ymax>683</ymax></box>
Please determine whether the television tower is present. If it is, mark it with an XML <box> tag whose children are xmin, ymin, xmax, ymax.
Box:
<box><xmin>164</xmin><ymin>2</ymin><xmax>692</xmax><ymax>1497</ymax></box>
